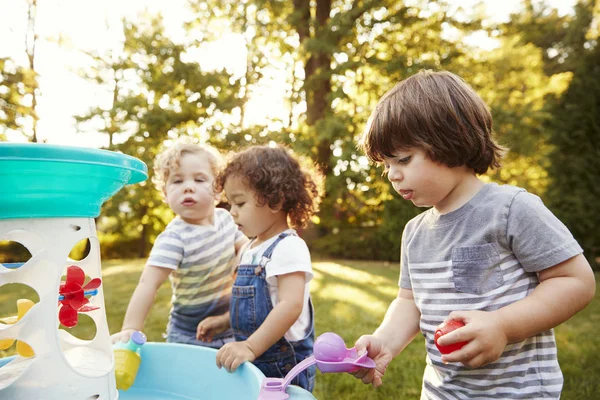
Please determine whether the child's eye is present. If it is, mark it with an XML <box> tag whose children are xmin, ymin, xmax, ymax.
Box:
<box><xmin>235</xmin><ymin>202</ymin><xmax>245</xmax><ymax>207</ymax></box>
<box><xmin>195</xmin><ymin>178</ymin><xmax>205</xmax><ymax>183</ymax></box>
<box><xmin>398</xmin><ymin>156</ymin><xmax>411</xmax><ymax>164</ymax></box>
<box><xmin>173</xmin><ymin>180</ymin><xmax>183</xmax><ymax>184</ymax></box>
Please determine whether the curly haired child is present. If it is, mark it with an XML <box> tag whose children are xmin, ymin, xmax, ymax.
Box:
<box><xmin>197</xmin><ymin>144</ymin><xmax>322</xmax><ymax>392</ymax></box>
<box><xmin>112</xmin><ymin>141</ymin><xmax>247</xmax><ymax>349</ymax></box>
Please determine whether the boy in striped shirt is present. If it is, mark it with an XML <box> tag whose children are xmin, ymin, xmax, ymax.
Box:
<box><xmin>352</xmin><ymin>70</ymin><xmax>595</xmax><ymax>399</ymax></box>
<box><xmin>111</xmin><ymin>141</ymin><xmax>247</xmax><ymax>348</ymax></box>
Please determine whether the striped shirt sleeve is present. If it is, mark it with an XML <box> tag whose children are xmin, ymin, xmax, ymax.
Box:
<box><xmin>147</xmin><ymin>227</ymin><xmax>184</xmax><ymax>270</ymax></box>
<box><xmin>507</xmin><ymin>191</ymin><xmax>582</xmax><ymax>272</ymax></box>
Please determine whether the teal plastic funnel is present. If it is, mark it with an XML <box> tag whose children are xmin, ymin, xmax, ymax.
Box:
<box><xmin>0</xmin><ymin>143</ymin><xmax>147</xmax><ymax>219</ymax></box>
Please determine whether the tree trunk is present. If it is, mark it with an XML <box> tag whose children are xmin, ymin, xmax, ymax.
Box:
<box><xmin>294</xmin><ymin>0</ymin><xmax>333</xmax><ymax>174</ymax></box>
<box><xmin>26</xmin><ymin>0</ymin><xmax>39</xmax><ymax>143</ymax></box>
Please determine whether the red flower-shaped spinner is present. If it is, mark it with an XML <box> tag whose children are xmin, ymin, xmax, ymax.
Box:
<box><xmin>58</xmin><ymin>265</ymin><xmax>102</xmax><ymax>328</ymax></box>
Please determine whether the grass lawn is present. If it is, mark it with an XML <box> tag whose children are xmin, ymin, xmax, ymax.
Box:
<box><xmin>1</xmin><ymin>258</ymin><xmax>598</xmax><ymax>399</ymax></box>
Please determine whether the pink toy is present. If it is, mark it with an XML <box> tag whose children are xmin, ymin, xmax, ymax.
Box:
<box><xmin>257</xmin><ymin>332</ymin><xmax>376</xmax><ymax>400</ymax></box>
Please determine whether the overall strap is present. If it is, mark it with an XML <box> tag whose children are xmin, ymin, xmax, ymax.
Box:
<box><xmin>259</xmin><ymin>232</ymin><xmax>296</xmax><ymax>267</ymax></box>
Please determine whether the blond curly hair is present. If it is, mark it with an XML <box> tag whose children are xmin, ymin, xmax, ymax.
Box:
<box><xmin>152</xmin><ymin>140</ymin><xmax>224</xmax><ymax>193</ymax></box>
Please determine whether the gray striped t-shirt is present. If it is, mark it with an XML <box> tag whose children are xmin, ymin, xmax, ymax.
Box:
<box><xmin>400</xmin><ymin>183</ymin><xmax>582</xmax><ymax>400</ymax></box>
<box><xmin>148</xmin><ymin>208</ymin><xmax>245</xmax><ymax>337</ymax></box>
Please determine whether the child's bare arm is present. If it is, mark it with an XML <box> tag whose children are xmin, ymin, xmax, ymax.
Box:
<box><xmin>499</xmin><ymin>254</ymin><xmax>595</xmax><ymax>341</ymax></box>
<box><xmin>439</xmin><ymin>254</ymin><xmax>595</xmax><ymax>367</ymax></box>
<box><xmin>352</xmin><ymin>288</ymin><xmax>421</xmax><ymax>387</ymax></box>
<box><xmin>246</xmin><ymin>271</ymin><xmax>305</xmax><ymax>355</ymax></box>
<box><xmin>111</xmin><ymin>265</ymin><xmax>171</xmax><ymax>343</ymax></box>
<box><xmin>372</xmin><ymin>289</ymin><xmax>422</xmax><ymax>355</ymax></box>
<box><xmin>216</xmin><ymin>271</ymin><xmax>305</xmax><ymax>371</ymax></box>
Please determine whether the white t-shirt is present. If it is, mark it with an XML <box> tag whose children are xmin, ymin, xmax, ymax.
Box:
<box><xmin>239</xmin><ymin>229</ymin><xmax>313</xmax><ymax>342</ymax></box>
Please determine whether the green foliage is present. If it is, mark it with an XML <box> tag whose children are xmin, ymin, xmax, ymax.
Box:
<box><xmin>77</xmin><ymin>14</ymin><xmax>245</xmax><ymax>257</ymax></box>
<box><xmin>0</xmin><ymin>240</ymin><xmax>31</xmax><ymax>264</ymax></box>
<box><xmin>546</xmin><ymin>42</ymin><xmax>600</xmax><ymax>270</ymax></box>
<box><xmin>508</xmin><ymin>0</ymin><xmax>600</xmax><ymax>270</ymax></box>
<box><xmin>310</xmin><ymin>196</ymin><xmax>422</xmax><ymax>261</ymax></box>
<box><xmin>0</xmin><ymin>58</ymin><xmax>37</xmax><ymax>138</ymax></box>
<box><xmin>68</xmin><ymin>0</ymin><xmax>598</xmax><ymax>263</ymax></box>
<box><xmin>450</xmin><ymin>35</ymin><xmax>573</xmax><ymax>195</ymax></box>
<box><xmin>183</xmin><ymin>0</ymin><xmax>485</xmax><ymax>248</ymax></box>
<box><xmin>309</xmin><ymin>228</ymin><xmax>384</xmax><ymax>260</ymax></box>
<box><xmin>504</xmin><ymin>0</ymin><xmax>578</xmax><ymax>75</ymax></box>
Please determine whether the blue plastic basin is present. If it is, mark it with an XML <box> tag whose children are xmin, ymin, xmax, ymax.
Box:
<box><xmin>120</xmin><ymin>342</ymin><xmax>316</xmax><ymax>400</ymax></box>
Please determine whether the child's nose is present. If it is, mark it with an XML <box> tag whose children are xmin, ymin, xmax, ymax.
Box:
<box><xmin>388</xmin><ymin>165</ymin><xmax>403</xmax><ymax>182</ymax></box>
<box><xmin>183</xmin><ymin>181</ymin><xmax>196</xmax><ymax>192</ymax></box>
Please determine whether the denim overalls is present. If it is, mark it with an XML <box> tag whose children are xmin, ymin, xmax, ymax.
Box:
<box><xmin>230</xmin><ymin>232</ymin><xmax>316</xmax><ymax>392</ymax></box>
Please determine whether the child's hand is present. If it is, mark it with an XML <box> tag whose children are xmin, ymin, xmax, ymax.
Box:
<box><xmin>216</xmin><ymin>340</ymin><xmax>257</xmax><ymax>372</ymax></box>
<box><xmin>350</xmin><ymin>335</ymin><xmax>393</xmax><ymax>388</ymax></box>
<box><xmin>111</xmin><ymin>328</ymin><xmax>137</xmax><ymax>344</ymax></box>
<box><xmin>436</xmin><ymin>311</ymin><xmax>508</xmax><ymax>368</ymax></box>
<box><xmin>197</xmin><ymin>314</ymin><xmax>230</xmax><ymax>342</ymax></box>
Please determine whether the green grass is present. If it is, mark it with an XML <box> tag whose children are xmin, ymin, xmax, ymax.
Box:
<box><xmin>0</xmin><ymin>259</ymin><xmax>598</xmax><ymax>399</ymax></box>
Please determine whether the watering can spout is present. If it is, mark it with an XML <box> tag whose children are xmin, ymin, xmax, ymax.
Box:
<box><xmin>256</xmin><ymin>332</ymin><xmax>376</xmax><ymax>400</ymax></box>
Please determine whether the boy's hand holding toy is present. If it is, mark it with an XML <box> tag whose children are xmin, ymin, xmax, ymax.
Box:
<box><xmin>351</xmin><ymin>335</ymin><xmax>394</xmax><ymax>388</ymax></box>
<box><xmin>435</xmin><ymin>312</ymin><xmax>508</xmax><ymax>368</ymax></box>
<box><xmin>434</xmin><ymin>320</ymin><xmax>468</xmax><ymax>354</ymax></box>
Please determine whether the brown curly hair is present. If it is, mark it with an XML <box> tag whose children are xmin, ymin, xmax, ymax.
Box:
<box><xmin>215</xmin><ymin>145</ymin><xmax>322</xmax><ymax>229</ymax></box>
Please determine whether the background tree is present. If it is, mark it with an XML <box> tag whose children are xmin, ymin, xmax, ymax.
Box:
<box><xmin>545</xmin><ymin>0</ymin><xmax>599</xmax><ymax>269</ymax></box>
<box><xmin>0</xmin><ymin>0</ymin><xmax>43</xmax><ymax>143</ymax></box>
<box><xmin>66</xmin><ymin>0</ymin><xmax>598</xmax><ymax>264</ymax></box>
<box><xmin>183</xmin><ymin>0</ymin><xmax>486</xmax><ymax>258</ymax></box>
<box><xmin>24</xmin><ymin>0</ymin><xmax>40</xmax><ymax>142</ymax></box>
<box><xmin>76</xmin><ymin>14</ymin><xmax>243</xmax><ymax>257</ymax></box>
<box><xmin>0</xmin><ymin>58</ymin><xmax>36</xmax><ymax>140</ymax></box>
<box><xmin>452</xmin><ymin>36</ymin><xmax>573</xmax><ymax>195</ymax></box>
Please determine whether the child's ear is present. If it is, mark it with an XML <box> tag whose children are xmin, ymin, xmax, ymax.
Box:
<box><xmin>270</xmin><ymin>202</ymin><xmax>283</xmax><ymax>213</ymax></box>
<box><xmin>214</xmin><ymin>192</ymin><xmax>222</xmax><ymax>205</ymax></box>
<box><xmin>270</xmin><ymin>193</ymin><xmax>284</xmax><ymax>213</ymax></box>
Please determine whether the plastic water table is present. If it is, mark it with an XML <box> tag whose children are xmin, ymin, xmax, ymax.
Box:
<box><xmin>118</xmin><ymin>343</ymin><xmax>315</xmax><ymax>400</ymax></box>
<box><xmin>0</xmin><ymin>143</ymin><xmax>317</xmax><ymax>400</ymax></box>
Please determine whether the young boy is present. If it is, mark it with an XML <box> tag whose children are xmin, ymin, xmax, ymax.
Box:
<box><xmin>111</xmin><ymin>141</ymin><xmax>247</xmax><ymax>348</ymax></box>
<box><xmin>352</xmin><ymin>70</ymin><xmax>596</xmax><ymax>399</ymax></box>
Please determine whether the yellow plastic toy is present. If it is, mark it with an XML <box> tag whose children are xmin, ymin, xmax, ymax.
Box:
<box><xmin>0</xmin><ymin>299</ymin><xmax>35</xmax><ymax>357</ymax></box>
<box><xmin>113</xmin><ymin>330</ymin><xmax>146</xmax><ymax>391</ymax></box>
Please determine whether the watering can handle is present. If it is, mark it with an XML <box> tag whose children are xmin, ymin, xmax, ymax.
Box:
<box><xmin>281</xmin><ymin>356</ymin><xmax>317</xmax><ymax>389</ymax></box>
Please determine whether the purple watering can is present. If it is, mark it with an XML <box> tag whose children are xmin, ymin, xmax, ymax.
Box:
<box><xmin>258</xmin><ymin>332</ymin><xmax>376</xmax><ymax>400</ymax></box>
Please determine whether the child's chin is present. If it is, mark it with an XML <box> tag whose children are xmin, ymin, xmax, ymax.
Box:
<box><xmin>411</xmin><ymin>199</ymin><xmax>431</xmax><ymax>208</ymax></box>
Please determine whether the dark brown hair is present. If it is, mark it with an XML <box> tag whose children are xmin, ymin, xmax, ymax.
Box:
<box><xmin>215</xmin><ymin>145</ymin><xmax>322</xmax><ymax>229</ymax></box>
<box><xmin>360</xmin><ymin>70</ymin><xmax>506</xmax><ymax>174</ymax></box>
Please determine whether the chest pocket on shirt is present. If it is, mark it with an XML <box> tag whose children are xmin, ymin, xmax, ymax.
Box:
<box><xmin>451</xmin><ymin>243</ymin><xmax>503</xmax><ymax>295</ymax></box>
